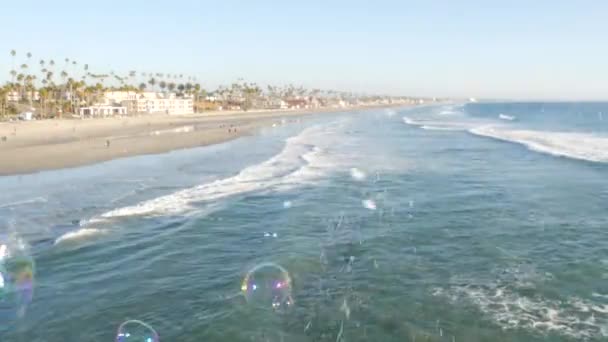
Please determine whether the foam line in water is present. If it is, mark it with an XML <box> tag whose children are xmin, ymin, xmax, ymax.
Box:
<box><xmin>403</xmin><ymin>116</ymin><xmax>477</xmax><ymax>131</ymax></box>
<box><xmin>498</xmin><ymin>114</ymin><xmax>516</xmax><ymax>121</ymax></box>
<box><xmin>97</xmin><ymin>123</ymin><xmax>338</xmax><ymax>219</ymax></box>
<box><xmin>470</xmin><ymin>126</ymin><xmax>608</xmax><ymax>163</ymax></box>
<box><xmin>420</xmin><ymin>125</ymin><xmax>461</xmax><ymax>131</ymax></box>
<box><xmin>0</xmin><ymin>197</ymin><xmax>47</xmax><ymax>209</ymax></box>
<box><xmin>54</xmin><ymin>228</ymin><xmax>107</xmax><ymax>245</ymax></box>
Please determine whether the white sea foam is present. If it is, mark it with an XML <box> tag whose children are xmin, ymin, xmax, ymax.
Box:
<box><xmin>499</xmin><ymin>114</ymin><xmax>516</xmax><ymax>121</ymax></box>
<box><xmin>362</xmin><ymin>199</ymin><xmax>377</xmax><ymax>210</ymax></box>
<box><xmin>403</xmin><ymin>116</ymin><xmax>477</xmax><ymax>131</ymax></box>
<box><xmin>54</xmin><ymin>228</ymin><xmax>106</xmax><ymax>245</ymax></box>
<box><xmin>432</xmin><ymin>285</ymin><xmax>608</xmax><ymax>339</ymax></box>
<box><xmin>470</xmin><ymin>126</ymin><xmax>608</xmax><ymax>163</ymax></box>
<box><xmin>402</xmin><ymin>116</ymin><xmax>417</xmax><ymax>126</ymax></box>
<box><xmin>97</xmin><ymin>123</ymin><xmax>338</xmax><ymax>219</ymax></box>
<box><xmin>0</xmin><ymin>197</ymin><xmax>47</xmax><ymax>209</ymax></box>
<box><xmin>350</xmin><ymin>168</ymin><xmax>366</xmax><ymax>181</ymax></box>
<box><xmin>420</xmin><ymin>125</ymin><xmax>462</xmax><ymax>131</ymax></box>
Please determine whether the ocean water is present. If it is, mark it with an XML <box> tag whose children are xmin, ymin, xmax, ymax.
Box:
<box><xmin>1</xmin><ymin>103</ymin><xmax>608</xmax><ymax>341</ymax></box>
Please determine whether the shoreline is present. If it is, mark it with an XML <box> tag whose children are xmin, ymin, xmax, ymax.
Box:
<box><xmin>0</xmin><ymin>105</ymin><xmax>409</xmax><ymax>176</ymax></box>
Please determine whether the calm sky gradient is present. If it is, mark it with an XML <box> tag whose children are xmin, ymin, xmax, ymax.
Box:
<box><xmin>1</xmin><ymin>0</ymin><xmax>607</xmax><ymax>100</ymax></box>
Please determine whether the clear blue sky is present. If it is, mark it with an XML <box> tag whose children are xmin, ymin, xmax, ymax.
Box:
<box><xmin>1</xmin><ymin>0</ymin><xmax>607</xmax><ymax>100</ymax></box>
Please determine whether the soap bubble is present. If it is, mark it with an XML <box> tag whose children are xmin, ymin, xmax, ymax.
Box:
<box><xmin>241</xmin><ymin>262</ymin><xmax>294</xmax><ymax>313</ymax></box>
<box><xmin>0</xmin><ymin>235</ymin><xmax>35</xmax><ymax>319</ymax></box>
<box><xmin>116</xmin><ymin>320</ymin><xmax>159</xmax><ymax>342</ymax></box>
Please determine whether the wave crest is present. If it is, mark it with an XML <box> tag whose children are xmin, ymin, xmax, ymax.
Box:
<box><xmin>54</xmin><ymin>228</ymin><xmax>107</xmax><ymax>245</ymax></box>
<box><xmin>470</xmin><ymin>126</ymin><xmax>608</xmax><ymax>163</ymax></box>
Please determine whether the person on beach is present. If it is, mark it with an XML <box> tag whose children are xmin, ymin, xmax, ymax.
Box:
<box><xmin>106</xmin><ymin>139</ymin><xmax>111</xmax><ymax>148</ymax></box>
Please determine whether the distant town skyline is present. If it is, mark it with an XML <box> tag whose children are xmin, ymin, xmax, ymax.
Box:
<box><xmin>2</xmin><ymin>0</ymin><xmax>607</xmax><ymax>100</ymax></box>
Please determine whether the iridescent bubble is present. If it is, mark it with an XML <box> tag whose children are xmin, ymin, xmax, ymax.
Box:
<box><xmin>0</xmin><ymin>235</ymin><xmax>35</xmax><ymax>319</ymax></box>
<box><xmin>241</xmin><ymin>262</ymin><xmax>294</xmax><ymax>312</ymax></box>
<box><xmin>116</xmin><ymin>320</ymin><xmax>159</xmax><ymax>342</ymax></box>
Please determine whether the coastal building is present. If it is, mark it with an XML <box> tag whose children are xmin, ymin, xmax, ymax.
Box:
<box><xmin>103</xmin><ymin>91</ymin><xmax>140</xmax><ymax>104</ymax></box>
<box><xmin>265</xmin><ymin>98</ymin><xmax>288</xmax><ymax>110</ymax></box>
<box><xmin>285</xmin><ymin>99</ymin><xmax>308</xmax><ymax>109</ymax></box>
<box><xmin>308</xmin><ymin>97</ymin><xmax>323</xmax><ymax>108</ymax></box>
<box><xmin>78</xmin><ymin>105</ymin><xmax>127</xmax><ymax>117</ymax></box>
<box><xmin>102</xmin><ymin>91</ymin><xmax>194</xmax><ymax>115</ymax></box>
<box><xmin>5</xmin><ymin>90</ymin><xmax>40</xmax><ymax>102</ymax></box>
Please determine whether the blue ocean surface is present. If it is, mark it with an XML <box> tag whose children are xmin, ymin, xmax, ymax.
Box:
<box><xmin>1</xmin><ymin>103</ymin><xmax>608</xmax><ymax>341</ymax></box>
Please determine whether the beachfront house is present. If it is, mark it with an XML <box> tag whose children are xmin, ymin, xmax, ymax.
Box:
<box><xmin>266</xmin><ymin>98</ymin><xmax>288</xmax><ymax>110</ymax></box>
<box><xmin>285</xmin><ymin>99</ymin><xmax>308</xmax><ymax>109</ymax></box>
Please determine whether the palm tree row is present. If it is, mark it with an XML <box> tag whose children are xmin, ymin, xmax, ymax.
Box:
<box><xmin>4</xmin><ymin>50</ymin><xmax>205</xmax><ymax>118</ymax></box>
<box><xmin>3</xmin><ymin>50</ymin><xmax>402</xmax><ymax>118</ymax></box>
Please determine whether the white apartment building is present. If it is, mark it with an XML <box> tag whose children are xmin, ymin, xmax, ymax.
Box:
<box><xmin>78</xmin><ymin>105</ymin><xmax>127</xmax><ymax>117</ymax></box>
<box><xmin>103</xmin><ymin>91</ymin><xmax>194</xmax><ymax>115</ymax></box>
<box><xmin>5</xmin><ymin>90</ymin><xmax>40</xmax><ymax>102</ymax></box>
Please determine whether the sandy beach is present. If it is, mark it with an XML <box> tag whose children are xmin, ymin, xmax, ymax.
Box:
<box><xmin>0</xmin><ymin>106</ymin><xmax>392</xmax><ymax>175</ymax></box>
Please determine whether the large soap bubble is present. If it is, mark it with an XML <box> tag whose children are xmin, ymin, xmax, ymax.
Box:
<box><xmin>241</xmin><ymin>262</ymin><xmax>294</xmax><ymax>313</ymax></box>
<box><xmin>116</xmin><ymin>320</ymin><xmax>159</xmax><ymax>342</ymax></box>
<box><xmin>0</xmin><ymin>235</ymin><xmax>35</xmax><ymax>319</ymax></box>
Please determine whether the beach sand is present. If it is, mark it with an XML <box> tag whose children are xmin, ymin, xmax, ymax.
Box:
<box><xmin>0</xmin><ymin>107</ymin><xmax>387</xmax><ymax>175</ymax></box>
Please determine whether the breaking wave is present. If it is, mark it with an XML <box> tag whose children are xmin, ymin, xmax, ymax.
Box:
<box><xmin>470</xmin><ymin>126</ymin><xmax>608</xmax><ymax>163</ymax></box>
<box><xmin>95</xmin><ymin>123</ymin><xmax>340</xmax><ymax>219</ymax></box>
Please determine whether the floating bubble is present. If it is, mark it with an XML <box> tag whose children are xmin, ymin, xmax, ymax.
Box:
<box><xmin>241</xmin><ymin>262</ymin><xmax>294</xmax><ymax>312</ymax></box>
<box><xmin>116</xmin><ymin>320</ymin><xmax>159</xmax><ymax>342</ymax></box>
<box><xmin>362</xmin><ymin>199</ymin><xmax>377</xmax><ymax>210</ymax></box>
<box><xmin>282</xmin><ymin>200</ymin><xmax>292</xmax><ymax>209</ymax></box>
<box><xmin>0</xmin><ymin>235</ymin><xmax>35</xmax><ymax>319</ymax></box>
<box><xmin>350</xmin><ymin>168</ymin><xmax>366</xmax><ymax>181</ymax></box>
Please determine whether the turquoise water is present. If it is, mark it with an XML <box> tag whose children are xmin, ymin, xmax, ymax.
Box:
<box><xmin>1</xmin><ymin>103</ymin><xmax>608</xmax><ymax>341</ymax></box>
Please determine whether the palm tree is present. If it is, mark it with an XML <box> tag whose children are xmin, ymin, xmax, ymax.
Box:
<box><xmin>128</xmin><ymin>70</ymin><xmax>136</xmax><ymax>86</ymax></box>
<box><xmin>177</xmin><ymin>84</ymin><xmax>185</xmax><ymax>94</ymax></box>
<box><xmin>148</xmin><ymin>78</ymin><xmax>156</xmax><ymax>91</ymax></box>
<box><xmin>159</xmin><ymin>81</ymin><xmax>167</xmax><ymax>92</ymax></box>
<box><xmin>10</xmin><ymin>50</ymin><xmax>16</xmax><ymax>81</ymax></box>
<box><xmin>16</xmin><ymin>73</ymin><xmax>24</xmax><ymax>101</ymax></box>
<box><xmin>19</xmin><ymin>64</ymin><xmax>28</xmax><ymax>100</ymax></box>
<box><xmin>24</xmin><ymin>75</ymin><xmax>36</xmax><ymax>107</ymax></box>
<box><xmin>83</xmin><ymin>64</ymin><xmax>89</xmax><ymax>87</ymax></box>
<box><xmin>168</xmin><ymin>83</ymin><xmax>176</xmax><ymax>92</ymax></box>
<box><xmin>39</xmin><ymin>60</ymin><xmax>46</xmax><ymax>87</ymax></box>
<box><xmin>49</xmin><ymin>60</ymin><xmax>55</xmax><ymax>88</ymax></box>
<box><xmin>26</xmin><ymin>52</ymin><xmax>32</xmax><ymax>71</ymax></box>
<box><xmin>138</xmin><ymin>83</ymin><xmax>146</xmax><ymax>92</ymax></box>
<box><xmin>72</xmin><ymin>60</ymin><xmax>77</xmax><ymax>79</ymax></box>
